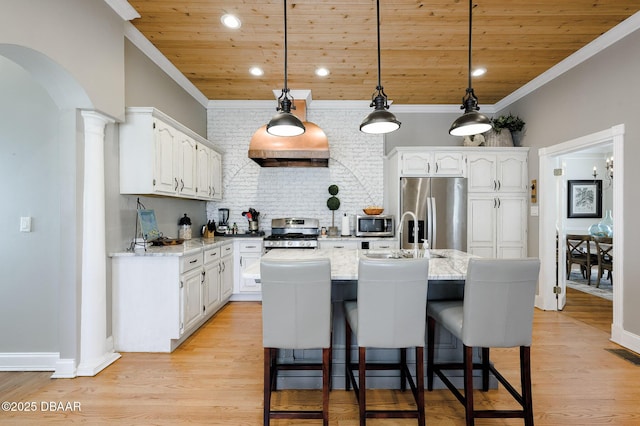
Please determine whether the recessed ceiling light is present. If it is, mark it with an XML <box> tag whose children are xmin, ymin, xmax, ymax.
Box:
<box><xmin>315</xmin><ymin>67</ymin><xmax>330</xmax><ymax>77</ymax></box>
<box><xmin>221</xmin><ymin>14</ymin><xmax>241</xmax><ymax>29</ymax></box>
<box><xmin>472</xmin><ymin>67</ymin><xmax>486</xmax><ymax>77</ymax></box>
<box><xmin>249</xmin><ymin>67</ymin><xmax>264</xmax><ymax>77</ymax></box>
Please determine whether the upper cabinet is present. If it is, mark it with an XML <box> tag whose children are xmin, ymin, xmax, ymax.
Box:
<box><xmin>467</xmin><ymin>150</ymin><xmax>528</xmax><ymax>193</ymax></box>
<box><xmin>394</xmin><ymin>148</ymin><xmax>467</xmax><ymax>177</ymax></box>
<box><xmin>120</xmin><ymin>107</ymin><xmax>223</xmax><ymax>201</ymax></box>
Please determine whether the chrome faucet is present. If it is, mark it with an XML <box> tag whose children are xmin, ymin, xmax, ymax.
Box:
<box><xmin>397</xmin><ymin>211</ymin><xmax>419</xmax><ymax>258</ymax></box>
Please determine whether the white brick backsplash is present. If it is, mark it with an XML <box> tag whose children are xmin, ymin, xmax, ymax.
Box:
<box><xmin>207</xmin><ymin>105</ymin><xmax>384</xmax><ymax>233</ymax></box>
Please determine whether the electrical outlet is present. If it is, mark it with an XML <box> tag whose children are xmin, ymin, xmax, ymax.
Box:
<box><xmin>20</xmin><ymin>216</ymin><xmax>32</xmax><ymax>232</ymax></box>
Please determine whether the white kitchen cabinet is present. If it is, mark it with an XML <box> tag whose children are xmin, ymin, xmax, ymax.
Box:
<box><xmin>210</xmin><ymin>149</ymin><xmax>223</xmax><ymax>201</ymax></box>
<box><xmin>112</xmin><ymin>242</ymin><xmax>232</xmax><ymax>353</ymax></box>
<box><xmin>203</xmin><ymin>246</ymin><xmax>222</xmax><ymax>314</ymax></box>
<box><xmin>220</xmin><ymin>243</ymin><xmax>234</xmax><ymax>299</ymax></box>
<box><xmin>467</xmin><ymin>151</ymin><xmax>528</xmax><ymax>193</ymax></box>
<box><xmin>397</xmin><ymin>149</ymin><xmax>466</xmax><ymax>177</ymax></box>
<box><xmin>234</xmin><ymin>239</ymin><xmax>264</xmax><ymax>294</ymax></box>
<box><xmin>120</xmin><ymin>107</ymin><xmax>223</xmax><ymax>200</ymax></box>
<box><xmin>467</xmin><ymin>194</ymin><xmax>528</xmax><ymax>258</ymax></box>
<box><xmin>318</xmin><ymin>240</ymin><xmax>359</xmax><ymax>249</ymax></box>
<box><xmin>195</xmin><ymin>144</ymin><xmax>223</xmax><ymax>201</ymax></box>
<box><xmin>369</xmin><ymin>240</ymin><xmax>399</xmax><ymax>250</ymax></box>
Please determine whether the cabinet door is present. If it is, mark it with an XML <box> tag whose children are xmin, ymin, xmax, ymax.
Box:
<box><xmin>153</xmin><ymin>119</ymin><xmax>178</xmax><ymax>195</ymax></box>
<box><xmin>400</xmin><ymin>152</ymin><xmax>432</xmax><ymax>176</ymax></box>
<box><xmin>181</xmin><ymin>267</ymin><xmax>204</xmax><ymax>333</ymax></box>
<box><xmin>176</xmin><ymin>132</ymin><xmax>197</xmax><ymax>197</ymax></box>
<box><xmin>239</xmin><ymin>252</ymin><xmax>262</xmax><ymax>292</ymax></box>
<box><xmin>203</xmin><ymin>261</ymin><xmax>221</xmax><ymax>314</ymax></box>
<box><xmin>496</xmin><ymin>154</ymin><xmax>528</xmax><ymax>193</ymax></box>
<box><xmin>211</xmin><ymin>150</ymin><xmax>222</xmax><ymax>201</ymax></box>
<box><xmin>496</xmin><ymin>196</ymin><xmax>527</xmax><ymax>258</ymax></box>
<box><xmin>370</xmin><ymin>240</ymin><xmax>399</xmax><ymax>250</ymax></box>
<box><xmin>467</xmin><ymin>154</ymin><xmax>497</xmax><ymax>192</ymax></box>
<box><xmin>196</xmin><ymin>145</ymin><xmax>211</xmax><ymax>200</ymax></box>
<box><xmin>221</xmin><ymin>251</ymin><xmax>234</xmax><ymax>299</ymax></box>
<box><xmin>433</xmin><ymin>152</ymin><xmax>465</xmax><ymax>176</ymax></box>
<box><xmin>467</xmin><ymin>195</ymin><xmax>497</xmax><ymax>257</ymax></box>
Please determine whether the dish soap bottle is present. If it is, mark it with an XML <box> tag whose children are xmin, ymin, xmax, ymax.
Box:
<box><xmin>178</xmin><ymin>214</ymin><xmax>192</xmax><ymax>240</ymax></box>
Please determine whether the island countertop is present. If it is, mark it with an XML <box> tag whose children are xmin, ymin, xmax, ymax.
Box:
<box><xmin>243</xmin><ymin>248</ymin><xmax>475</xmax><ymax>281</ymax></box>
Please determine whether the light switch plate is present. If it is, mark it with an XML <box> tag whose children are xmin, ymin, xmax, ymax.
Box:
<box><xmin>530</xmin><ymin>206</ymin><xmax>539</xmax><ymax>217</ymax></box>
<box><xmin>20</xmin><ymin>216</ymin><xmax>32</xmax><ymax>232</ymax></box>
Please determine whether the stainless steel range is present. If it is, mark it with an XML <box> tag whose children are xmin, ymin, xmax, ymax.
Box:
<box><xmin>264</xmin><ymin>218</ymin><xmax>319</xmax><ymax>249</ymax></box>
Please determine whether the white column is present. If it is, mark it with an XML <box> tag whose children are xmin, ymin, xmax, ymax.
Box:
<box><xmin>76</xmin><ymin>110</ymin><xmax>121</xmax><ymax>376</ymax></box>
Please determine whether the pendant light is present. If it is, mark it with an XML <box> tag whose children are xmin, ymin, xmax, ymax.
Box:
<box><xmin>266</xmin><ymin>0</ymin><xmax>305</xmax><ymax>137</ymax></box>
<box><xmin>360</xmin><ymin>0</ymin><xmax>400</xmax><ymax>134</ymax></box>
<box><xmin>449</xmin><ymin>0</ymin><xmax>492</xmax><ymax>137</ymax></box>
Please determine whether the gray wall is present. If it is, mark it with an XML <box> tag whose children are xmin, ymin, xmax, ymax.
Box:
<box><xmin>0</xmin><ymin>57</ymin><xmax>60</xmax><ymax>352</ymax></box>
<box><xmin>124</xmin><ymin>39</ymin><xmax>207</xmax><ymax>138</ymax></box>
<box><xmin>384</xmin><ymin>112</ymin><xmax>464</xmax><ymax>153</ymax></box>
<box><xmin>501</xmin><ymin>27</ymin><xmax>640</xmax><ymax>334</ymax></box>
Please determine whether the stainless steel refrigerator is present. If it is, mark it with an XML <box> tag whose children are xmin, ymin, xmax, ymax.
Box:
<box><xmin>400</xmin><ymin>177</ymin><xmax>467</xmax><ymax>251</ymax></box>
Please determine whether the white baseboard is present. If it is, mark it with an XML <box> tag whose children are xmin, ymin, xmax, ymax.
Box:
<box><xmin>51</xmin><ymin>358</ymin><xmax>77</xmax><ymax>378</ymax></box>
<box><xmin>611</xmin><ymin>325</ymin><xmax>640</xmax><ymax>354</ymax></box>
<box><xmin>0</xmin><ymin>352</ymin><xmax>58</xmax><ymax>371</ymax></box>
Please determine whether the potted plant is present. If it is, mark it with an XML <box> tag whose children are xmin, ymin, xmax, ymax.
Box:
<box><xmin>489</xmin><ymin>113</ymin><xmax>526</xmax><ymax>146</ymax></box>
<box><xmin>326</xmin><ymin>184</ymin><xmax>340</xmax><ymax>236</ymax></box>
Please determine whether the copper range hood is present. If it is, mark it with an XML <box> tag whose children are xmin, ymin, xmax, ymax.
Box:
<box><xmin>248</xmin><ymin>101</ymin><xmax>329</xmax><ymax>167</ymax></box>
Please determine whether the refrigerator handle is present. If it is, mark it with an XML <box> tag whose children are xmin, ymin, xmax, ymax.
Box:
<box><xmin>426</xmin><ymin>196</ymin><xmax>435</xmax><ymax>249</ymax></box>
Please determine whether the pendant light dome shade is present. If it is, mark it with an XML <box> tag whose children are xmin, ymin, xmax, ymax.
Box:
<box><xmin>267</xmin><ymin>93</ymin><xmax>305</xmax><ymax>136</ymax></box>
<box><xmin>360</xmin><ymin>0</ymin><xmax>400</xmax><ymax>135</ymax></box>
<box><xmin>360</xmin><ymin>92</ymin><xmax>401</xmax><ymax>134</ymax></box>
<box><xmin>449</xmin><ymin>88</ymin><xmax>492</xmax><ymax>136</ymax></box>
<box><xmin>266</xmin><ymin>0</ymin><xmax>305</xmax><ymax>137</ymax></box>
<box><xmin>449</xmin><ymin>0</ymin><xmax>491</xmax><ymax>137</ymax></box>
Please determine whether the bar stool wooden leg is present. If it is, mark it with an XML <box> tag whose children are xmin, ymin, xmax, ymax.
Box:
<box><xmin>323</xmin><ymin>347</ymin><xmax>330</xmax><ymax>426</ymax></box>
<box><xmin>400</xmin><ymin>347</ymin><xmax>407</xmax><ymax>391</ymax></box>
<box><xmin>427</xmin><ymin>316</ymin><xmax>435</xmax><ymax>391</ymax></box>
<box><xmin>263</xmin><ymin>348</ymin><xmax>272</xmax><ymax>426</ymax></box>
<box><xmin>482</xmin><ymin>347</ymin><xmax>490</xmax><ymax>392</ymax></box>
<box><xmin>345</xmin><ymin>320</ymin><xmax>352</xmax><ymax>391</ymax></box>
<box><xmin>521</xmin><ymin>346</ymin><xmax>534</xmax><ymax>426</ymax></box>
<box><xmin>359</xmin><ymin>347</ymin><xmax>366</xmax><ymax>426</ymax></box>
<box><xmin>416</xmin><ymin>346</ymin><xmax>426</xmax><ymax>426</ymax></box>
<box><xmin>463</xmin><ymin>345</ymin><xmax>475</xmax><ymax>426</ymax></box>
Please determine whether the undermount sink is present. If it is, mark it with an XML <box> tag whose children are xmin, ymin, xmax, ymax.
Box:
<box><xmin>364</xmin><ymin>250</ymin><xmax>446</xmax><ymax>259</ymax></box>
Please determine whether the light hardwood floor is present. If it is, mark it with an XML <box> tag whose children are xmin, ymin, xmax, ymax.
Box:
<box><xmin>2</xmin><ymin>291</ymin><xmax>638</xmax><ymax>425</ymax></box>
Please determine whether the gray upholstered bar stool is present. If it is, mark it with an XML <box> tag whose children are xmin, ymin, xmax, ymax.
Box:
<box><xmin>261</xmin><ymin>258</ymin><xmax>332</xmax><ymax>426</ymax></box>
<box><xmin>427</xmin><ymin>258</ymin><xmax>540</xmax><ymax>426</ymax></box>
<box><xmin>344</xmin><ymin>257</ymin><xmax>430</xmax><ymax>426</ymax></box>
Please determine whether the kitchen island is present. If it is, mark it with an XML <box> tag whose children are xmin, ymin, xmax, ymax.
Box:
<box><xmin>245</xmin><ymin>248</ymin><xmax>487</xmax><ymax>390</ymax></box>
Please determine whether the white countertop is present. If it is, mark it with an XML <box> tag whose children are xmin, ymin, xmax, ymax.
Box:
<box><xmin>243</xmin><ymin>248</ymin><xmax>475</xmax><ymax>281</ymax></box>
<box><xmin>109</xmin><ymin>236</ymin><xmax>260</xmax><ymax>257</ymax></box>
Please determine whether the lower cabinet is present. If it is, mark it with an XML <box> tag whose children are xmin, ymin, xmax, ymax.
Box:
<box><xmin>318</xmin><ymin>240</ymin><xmax>359</xmax><ymax>249</ymax></box>
<box><xmin>235</xmin><ymin>239</ymin><xmax>264</xmax><ymax>294</ymax></box>
<box><xmin>112</xmin><ymin>242</ymin><xmax>233</xmax><ymax>353</ymax></box>
<box><xmin>467</xmin><ymin>194</ymin><xmax>528</xmax><ymax>258</ymax></box>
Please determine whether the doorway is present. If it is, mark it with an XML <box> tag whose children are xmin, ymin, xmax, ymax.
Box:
<box><xmin>538</xmin><ymin>125</ymin><xmax>623</xmax><ymax>343</ymax></box>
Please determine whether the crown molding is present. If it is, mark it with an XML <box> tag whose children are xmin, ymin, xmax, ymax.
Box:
<box><xmin>104</xmin><ymin>0</ymin><xmax>140</xmax><ymax>21</ymax></box>
<box><xmin>123</xmin><ymin>22</ymin><xmax>209</xmax><ymax>107</ymax></box>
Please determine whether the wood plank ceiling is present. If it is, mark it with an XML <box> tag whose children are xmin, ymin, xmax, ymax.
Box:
<box><xmin>128</xmin><ymin>0</ymin><xmax>640</xmax><ymax>105</ymax></box>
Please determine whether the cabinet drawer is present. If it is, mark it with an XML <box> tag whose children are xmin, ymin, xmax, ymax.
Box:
<box><xmin>181</xmin><ymin>253</ymin><xmax>202</xmax><ymax>273</ymax></box>
<box><xmin>204</xmin><ymin>248</ymin><xmax>220</xmax><ymax>264</ymax></box>
<box><xmin>239</xmin><ymin>241</ymin><xmax>262</xmax><ymax>252</ymax></box>
<box><xmin>221</xmin><ymin>243</ymin><xmax>233</xmax><ymax>257</ymax></box>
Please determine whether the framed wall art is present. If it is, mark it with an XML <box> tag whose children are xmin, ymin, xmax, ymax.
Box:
<box><xmin>567</xmin><ymin>180</ymin><xmax>602</xmax><ymax>218</ymax></box>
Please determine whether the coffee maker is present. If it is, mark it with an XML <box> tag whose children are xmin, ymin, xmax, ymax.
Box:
<box><xmin>217</xmin><ymin>208</ymin><xmax>230</xmax><ymax>234</ymax></box>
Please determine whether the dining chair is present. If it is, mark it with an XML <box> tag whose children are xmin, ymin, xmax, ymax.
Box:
<box><xmin>566</xmin><ymin>234</ymin><xmax>597</xmax><ymax>285</ymax></box>
<box><xmin>344</xmin><ymin>257</ymin><xmax>430</xmax><ymax>426</ymax></box>
<box><xmin>427</xmin><ymin>258</ymin><xmax>540</xmax><ymax>426</ymax></box>
<box><xmin>593</xmin><ymin>236</ymin><xmax>613</xmax><ymax>288</ymax></box>
<box><xmin>261</xmin><ymin>258</ymin><xmax>332</xmax><ymax>426</ymax></box>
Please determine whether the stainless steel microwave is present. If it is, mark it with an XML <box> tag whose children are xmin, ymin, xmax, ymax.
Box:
<box><xmin>355</xmin><ymin>215</ymin><xmax>395</xmax><ymax>237</ymax></box>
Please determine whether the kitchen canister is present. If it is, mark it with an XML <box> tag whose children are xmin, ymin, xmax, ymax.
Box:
<box><xmin>178</xmin><ymin>213</ymin><xmax>192</xmax><ymax>240</ymax></box>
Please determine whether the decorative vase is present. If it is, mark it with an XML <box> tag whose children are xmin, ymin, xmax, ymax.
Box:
<box><xmin>483</xmin><ymin>129</ymin><xmax>513</xmax><ymax>147</ymax></box>
<box><xmin>511</xmin><ymin>130</ymin><xmax>524</xmax><ymax>146</ymax></box>
<box><xmin>588</xmin><ymin>210</ymin><xmax>613</xmax><ymax>237</ymax></box>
